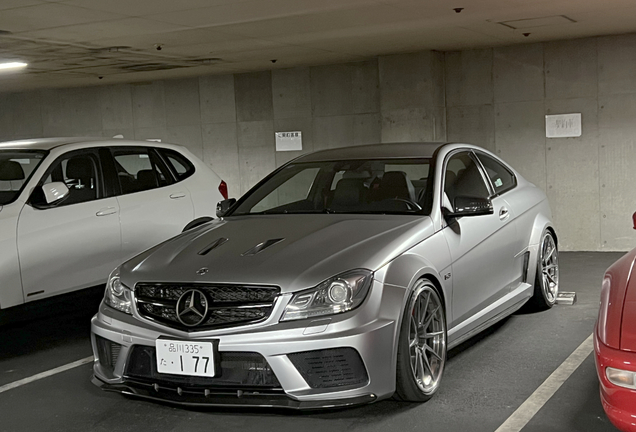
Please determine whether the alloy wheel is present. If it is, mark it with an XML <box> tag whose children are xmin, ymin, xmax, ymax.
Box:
<box><xmin>407</xmin><ymin>282</ymin><xmax>446</xmax><ymax>395</ymax></box>
<box><xmin>540</xmin><ymin>233</ymin><xmax>559</xmax><ymax>304</ymax></box>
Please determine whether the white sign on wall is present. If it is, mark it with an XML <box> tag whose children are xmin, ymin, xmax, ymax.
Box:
<box><xmin>275</xmin><ymin>131</ymin><xmax>302</xmax><ymax>151</ymax></box>
<box><xmin>545</xmin><ymin>113</ymin><xmax>582</xmax><ymax>138</ymax></box>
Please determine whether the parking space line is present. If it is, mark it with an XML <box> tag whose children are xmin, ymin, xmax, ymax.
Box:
<box><xmin>0</xmin><ymin>356</ymin><xmax>93</xmax><ymax>395</ymax></box>
<box><xmin>494</xmin><ymin>333</ymin><xmax>594</xmax><ymax>432</ymax></box>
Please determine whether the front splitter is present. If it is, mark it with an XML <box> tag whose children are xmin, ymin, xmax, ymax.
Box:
<box><xmin>93</xmin><ymin>376</ymin><xmax>378</xmax><ymax>410</ymax></box>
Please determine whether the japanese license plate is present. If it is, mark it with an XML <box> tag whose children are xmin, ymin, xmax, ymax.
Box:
<box><xmin>155</xmin><ymin>339</ymin><xmax>215</xmax><ymax>377</ymax></box>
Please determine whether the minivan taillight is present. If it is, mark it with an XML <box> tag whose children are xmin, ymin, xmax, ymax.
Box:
<box><xmin>219</xmin><ymin>180</ymin><xmax>228</xmax><ymax>200</ymax></box>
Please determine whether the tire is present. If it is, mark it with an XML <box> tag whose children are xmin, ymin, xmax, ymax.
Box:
<box><xmin>529</xmin><ymin>230</ymin><xmax>559</xmax><ymax>310</ymax></box>
<box><xmin>394</xmin><ymin>279</ymin><xmax>447</xmax><ymax>402</ymax></box>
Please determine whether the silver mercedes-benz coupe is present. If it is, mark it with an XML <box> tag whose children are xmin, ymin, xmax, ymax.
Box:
<box><xmin>90</xmin><ymin>142</ymin><xmax>558</xmax><ymax>409</ymax></box>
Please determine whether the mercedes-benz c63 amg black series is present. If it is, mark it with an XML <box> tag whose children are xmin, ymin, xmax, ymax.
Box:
<box><xmin>91</xmin><ymin>142</ymin><xmax>558</xmax><ymax>409</ymax></box>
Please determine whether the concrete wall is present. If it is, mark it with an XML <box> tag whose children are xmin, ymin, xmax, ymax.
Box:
<box><xmin>0</xmin><ymin>51</ymin><xmax>445</xmax><ymax>200</ymax></box>
<box><xmin>446</xmin><ymin>34</ymin><xmax>636</xmax><ymax>252</ymax></box>
<box><xmin>3</xmin><ymin>33</ymin><xmax>636</xmax><ymax>251</ymax></box>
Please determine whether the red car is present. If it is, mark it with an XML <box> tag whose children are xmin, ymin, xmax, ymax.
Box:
<box><xmin>594</xmin><ymin>214</ymin><xmax>636</xmax><ymax>431</ymax></box>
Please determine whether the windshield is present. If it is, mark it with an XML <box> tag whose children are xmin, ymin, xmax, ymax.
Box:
<box><xmin>230</xmin><ymin>158</ymin><xmax>433</xmax><ymax>216</ymax></box>
<box><xmin>0</xmin><ymin>150</ymin><xmax>47</xmax><ymax>205</ymax></box>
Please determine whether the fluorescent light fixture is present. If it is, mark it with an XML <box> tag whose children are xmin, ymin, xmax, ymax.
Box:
<box><xmin>0</xmin><ymin>62</ymin><xmax>27</xmax><ymax>71</ymax></box>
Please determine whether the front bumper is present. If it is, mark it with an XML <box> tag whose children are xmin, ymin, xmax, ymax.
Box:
<box><xmin>90</xmin><ymin>279</ymin><xmax>405</xmax><ymax>409</ymax></box>
<box><xmin>594</xmin><ymin>327</ymin><xmax>636</xmax><ymax>431</ymax></box>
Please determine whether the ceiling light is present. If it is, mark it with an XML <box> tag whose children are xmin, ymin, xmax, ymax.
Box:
<box><xmin>0</xmin><ymin>62</ymin><xmax>27</xmax><ymax>71</ymax></box>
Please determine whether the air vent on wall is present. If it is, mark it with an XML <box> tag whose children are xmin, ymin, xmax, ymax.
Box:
<box><xmin>498</xmin><ymin>15</ymin><xmax>576</xmax><ymax>30</ymax></box>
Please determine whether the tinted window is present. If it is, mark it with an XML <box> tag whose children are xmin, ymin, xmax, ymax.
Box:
<box><xmin>476</xmin><ymin>152</ymin><xmax>516</xmax><ymax>195</ymax></box>
<box><xmin>230</xmin><ymin>158</ymin><xmax>432</xmax><ymax>216</ymax></box>
<box><xmin>252</xmin><ymin>167</ymin><xmax>320</xmax><ymax>213</ymax></box>
<box><xmin>444</xmin><ymin>152</ymin><xmax>490</xmax><ymax>208</ymax></box>
<box><xmin>158</xmin><ymin>148</ymin><xmax>195</xmax><ymax>181</ymax></box>
<box><xmin>112</xmin><ymin>148</ymin><xmax>172</xmax><ymax>195</ymax></box>
<box><xmin>0</xmin><ymin>150</ymin><xmax>47</xmax><ymax>205</ymax></box>
<box><xmin>41</xmin><ymin>151</ymin><xmax>102</xmax><ymax>206</ymax></box>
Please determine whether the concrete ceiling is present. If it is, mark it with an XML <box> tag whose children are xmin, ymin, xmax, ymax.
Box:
<box><xmin>0</xmin><ymin>0</ymin><xmax>635</xmax><ymax>91</ymax></box>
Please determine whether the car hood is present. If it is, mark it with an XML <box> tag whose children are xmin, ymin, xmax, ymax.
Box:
<box><xmin>120</xmin><ymin>214</ymin><xmax>434</xmax><ymax>293</ymax></box>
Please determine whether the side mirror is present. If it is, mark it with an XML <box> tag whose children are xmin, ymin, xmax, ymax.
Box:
<box><xmin>632</xmin><ymin>211</ymin><xmax>636</xmax><ymax>230</ymax></box>
<box><xmin>216</xmin><ymin>198</ymin><xmax>237</xmax><ymax>218</ymax></box>
<box><xmin>42</xmin><ymin>182</ymin><xmax>70</xmax><ymax>205</ymax></box>
<box><xmin>444</xmin><ymin>195</ymin><xmax>493</xmax><ymax>218</ymax></box>
<box><xmin>31</xmin><ymin>182</ymin><xmax>70</xmax><ymax>209</ymax></box>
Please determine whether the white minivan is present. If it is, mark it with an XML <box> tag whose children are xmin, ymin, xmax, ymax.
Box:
<box><xmin>0</xmin><ymin>137</ymin><xmax>226</xmax><ymax>310</ymax></box>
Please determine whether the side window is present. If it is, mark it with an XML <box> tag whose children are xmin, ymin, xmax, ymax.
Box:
<box><xmin>443</xmin><ymin>152</ymin><xmax>490</xmax><ymax>207</ymax></box>
<box><xmin>41</xmin><ymin>151</ymin><xmax>102</xmax><ymax>206</ymax></box>
<box><xmin>112</xmin><ymin>148</ymin><xmax>172</xmax><ymax>195</ymax></box>
<box><xmin>158</xmin><ymin>148</ymin><xmax>195</xmax><ymax>181</ymax></box>
<box><xmin>476</xmin><ymin>153</ymin><xmax>516</xmax><ymax>195</ymax></box>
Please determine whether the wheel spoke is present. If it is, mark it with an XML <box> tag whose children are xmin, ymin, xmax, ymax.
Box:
<box><xmin>423</xmin><ymin>305</ymin><xmax>440</xmax><ymax>329</ymax></box>
<box><xmin>423</xmin><ymin>330</ymin><xmax>444</xmax><ymax>338</ymax></box>
<box><xmin>418</xmin><ymin>351</ymin><xmax>431</xmax><ymax>381</ymax></box>
<box><xmin>421</xmin><ymin>348</ymin><xmax>432</xmax><ymax>376</ymax></box>
<box><xmin>419</xmin><ymin>292</ymin><xmax>431</xmax><ymax>326</ymax></box>
<box><xmin>425</xmin><ymin>344</ymin><xmax>443</xmax><ymax>361</ymax></box>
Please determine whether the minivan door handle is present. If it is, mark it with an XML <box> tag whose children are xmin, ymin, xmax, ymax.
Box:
<box><xmin>96</xmin><ymin>207</ymin><xmax>117</xmax><ymax>217</ymax></box>
<box><xmin>170</xmin><ymin>192</ymin><xmax>187</xmax><ymax>199</ymax></box>
<box><xmin>499</xmin><ymin>207</ymin><xmax>509</xmax><ymax>221</ymax></box>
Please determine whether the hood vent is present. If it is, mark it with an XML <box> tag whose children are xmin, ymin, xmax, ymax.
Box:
<box><xmin>198</xmin><ymin>237</ymin><xmax>229</xmax><ymax>255</ymax></box>
<box><xmin>241</xmin><ymin>238</ymin><xmax>285</xmax><ymax>257</ymax></box>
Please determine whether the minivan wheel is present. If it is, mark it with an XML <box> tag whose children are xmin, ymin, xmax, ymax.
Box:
<box><xmin>394</xmin><ymin>279</ymin><xmax>447</xmax><ymax>402</ymax></box>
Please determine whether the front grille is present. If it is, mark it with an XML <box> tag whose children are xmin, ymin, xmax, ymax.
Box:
<box><xmin>125</xmin><ymin>345</ymin><xmax>281</xmax><ymax>389</ymax></box>
<box><xmin>134</xmin><ymin>283</ymin><xmax>280</xmax><ymax>331</ymax></box>
<box><xmin>95</xmin><ymin>335</ymin><xmax>122</xmax><ymax>372</ymax></box>
<box><xmin>288</xmin><ymin>348</ymin><xmax>369</xmax><ymax>389</ymax></box>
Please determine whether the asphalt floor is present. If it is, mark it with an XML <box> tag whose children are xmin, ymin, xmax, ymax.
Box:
<box><xmin>0</xmin><ymin>252</ymin><xmax>623</xmax><ymax>432</ymax></box>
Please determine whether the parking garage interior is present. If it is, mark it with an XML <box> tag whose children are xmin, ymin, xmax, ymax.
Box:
<box><xmin>2</xmin><ymin>0</ymin><xmax>636</xmax><ymax>431</ymax></box>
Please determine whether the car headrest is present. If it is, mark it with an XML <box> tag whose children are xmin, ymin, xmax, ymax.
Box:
<box><xmin>0</xmin><ymin>160</ymin><xmax>25</xmax><ymax>181</ymax></box>
<box><xmin>332</xmin><ymin>178</ymin><xmax>365</xmax><ymax>208</ymax></box>
<box><xmin>378</xmin><ymin>171</ymin><xmax>415</xmax><ymax>201</ymax></box>
<box><xmin>343</xmin><ymin>170</ymin><xmax>371</xmax><ymax>179</ymax></box>
<box><xmin>66</xmin><ymin>157</ymin><xmax>94</xmax><ymax>180</ymax></box>
<box><xmin>137</xmin><ymin>169</ymin><xmax>158</xmax><ymax>189</ymax></box>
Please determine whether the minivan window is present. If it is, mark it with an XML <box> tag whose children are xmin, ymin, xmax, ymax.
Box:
<box><xmin>158</xmin><ymin>148</ymin><xmax>195</xmax><ymax>181</ymax></box>
<box><xmin>0</xmin><ymin>150</ymin><xmax>47</xmax><ymax>205</ymax></box>
<box><xmin>41</xmin><ymin>152</ymin><xmax>103</xmax><ymax>206</ymax></box>
<box><xmin>112</xmin><ymin>148</ymin><xmax>172</xmax><ymax>195</ymax></box>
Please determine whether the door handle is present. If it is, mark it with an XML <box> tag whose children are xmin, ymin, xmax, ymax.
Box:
<box><xmin>170</xmin><ymin>192</ymin><xmax>187</xmax><ymax>199</ymax></box>
<box><xmin>96</xmin><ymin>207</ymin><xmax>117</xmax><ymax>217</ymax></box>
<box><xmin>499</xmin><ymin>207</ymin><xmax>509</xmax><ymax>221</ymax></box>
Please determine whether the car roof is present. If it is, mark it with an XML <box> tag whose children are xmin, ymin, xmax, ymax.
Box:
<box><xmin>293</xmin><ymin>142</ymin><xmax>448</xmax><ymax>163</ymax></box>
<box><xmin>0</xmin><ymin>137</ymin><xmax>181</xmax><ymax>151</ymax></box>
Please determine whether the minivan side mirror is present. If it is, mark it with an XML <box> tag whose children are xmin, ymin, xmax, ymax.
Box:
<box><xmin>216</xmin><ymin>198</ymin><xmax>237</xmax><ymax>218</ymax></box>
<box><xmin>444</xmin><ymin>195</ymin><xmax>493</xmax><ymax>218</ymax></box>
<box><xmin>31</xmin><ymin>182</ymin><xmax>70</xmax><ymax>209</ymax></box>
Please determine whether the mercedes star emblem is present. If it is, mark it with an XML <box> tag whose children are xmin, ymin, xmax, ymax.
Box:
<box><xmin>196</xmin><ymin>267</ymin><xmax>209</xmax><ymax>276</ymax></box>
<box><xmin>176</xmin><ymin>289</ymin><xmax>208</xmax><ymax>327</ymax></box>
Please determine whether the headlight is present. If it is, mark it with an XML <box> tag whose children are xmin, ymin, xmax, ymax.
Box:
<box><xmin>104</xmin><ymin>267</ymin><xmax>132</xmax><ymax>315</ymax></box>
<box><xmin>281</xmin><ymin>269</ymin><xmax>373</xmax><ymax>321</ymax></box>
